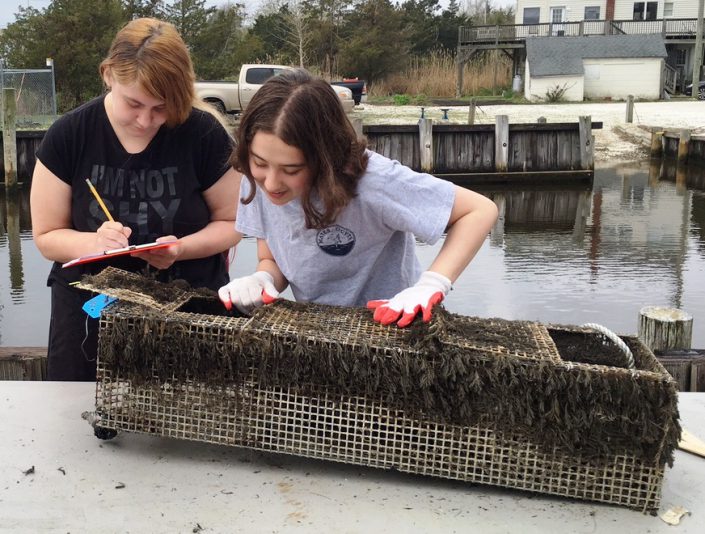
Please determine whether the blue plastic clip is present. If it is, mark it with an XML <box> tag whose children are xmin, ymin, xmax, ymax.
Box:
<box><xmin>82</xmin><ymin>294</ymin><xmax>118</xmax><ymax>319</ymax></box>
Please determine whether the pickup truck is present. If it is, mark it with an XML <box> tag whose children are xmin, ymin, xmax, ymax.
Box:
<box><xmin>331</xmin><ymin>78</ymin><xmax>367</xmax><ymax>105</ymax></box>
<box><xmin>195</xmin><ymin>64</ymin><xmax>355</xmax><ymax>115</ymax></box>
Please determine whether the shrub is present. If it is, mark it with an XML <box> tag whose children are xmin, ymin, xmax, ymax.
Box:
<box><xmin>544</xmin><ymin>83</ymin><xmax>574</xmax><ymax>102</ymax></box>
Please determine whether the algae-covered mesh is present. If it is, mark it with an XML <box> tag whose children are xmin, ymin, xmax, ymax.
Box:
<box><xmin>88</xmin><ymin>268</ymin><xmax>680</xmax><ymax>513</ymax></box>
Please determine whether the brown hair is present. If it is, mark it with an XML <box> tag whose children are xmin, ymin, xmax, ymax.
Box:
<box><xmin>233</xmin><ymin>69</ymin><xmax>368</xmax><ymax>229</ymax></box>
<box><xmin>99</xmin><ymin>18</ymin><xmax>195</xmax><ymax>127</ymax></box>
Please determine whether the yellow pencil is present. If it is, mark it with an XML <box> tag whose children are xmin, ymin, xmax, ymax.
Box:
<box><xmin>85</xmin><ymin>178</ymin><xmax>115</xmax><ymax>222</ymax></box>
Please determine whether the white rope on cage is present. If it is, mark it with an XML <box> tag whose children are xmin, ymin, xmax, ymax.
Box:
<box><xmin>581</xmin><ymin>323</ymin><xmax>635</xmax><ymax>370</ymax></box>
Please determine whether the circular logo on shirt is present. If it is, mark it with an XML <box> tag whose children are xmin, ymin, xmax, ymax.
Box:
<box><xmin>316</xmin><ymin>225</ymin><xmax>355</xmax><ymax>256</ymax></box>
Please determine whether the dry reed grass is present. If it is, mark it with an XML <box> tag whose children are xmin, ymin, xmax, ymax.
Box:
<box><xmin>371</xmin><ymin>50</ymin><xmax>512</xmax><ymax>98</ymax></box>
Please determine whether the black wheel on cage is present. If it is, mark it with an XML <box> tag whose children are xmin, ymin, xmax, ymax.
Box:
<box><xmin>94</xmin><ymin>426</ymin><xmax>118</xmax><ymax>440</ymax></box>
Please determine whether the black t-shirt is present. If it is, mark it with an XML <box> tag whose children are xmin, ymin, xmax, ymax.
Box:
<box><xmin>37</xmin><ymin>95</ymin><xmax>233</xmax><ymax>291</ymax></box>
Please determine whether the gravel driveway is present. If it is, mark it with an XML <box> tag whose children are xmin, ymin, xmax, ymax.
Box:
<box><xmin>350</xmin><ymin>100</ymin><xmax>705</xmax><ymax>163</ymax></box>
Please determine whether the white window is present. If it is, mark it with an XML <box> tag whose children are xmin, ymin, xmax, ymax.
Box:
<box><xmin>550</xmin><ymin>6</ymin><xmax>566</xmax><ymax>23</ymax></box>
<box><xmin>584</xmin><ymin>6</ymin><xmax>600</xmax><ymax>20</ymax></box>
<box><xmin>633</xmin><ymin>2</ymin><xmax>658</xmax><ymax>21</ymax></box>
<box><xmin>663</xmin><ymin>2</ymin><xmax>674</xmax><ymax>17</ymax></box>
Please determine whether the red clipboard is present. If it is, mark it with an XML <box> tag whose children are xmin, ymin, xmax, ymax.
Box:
<box><xmin>62</xmin><ymin>240</ymin><xmax>180</xmax><ymax>268</ymax></box>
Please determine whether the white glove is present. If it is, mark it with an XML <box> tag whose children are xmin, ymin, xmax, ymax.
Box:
<box><xmin>366</xmin><ymin>271</ymin><xmax>452</xmax><ymax>327</ymax></box>
<box><xmin>218</xmin><ymin>271</ymin><xmax>279</xmax><ymax>314</ymax></box>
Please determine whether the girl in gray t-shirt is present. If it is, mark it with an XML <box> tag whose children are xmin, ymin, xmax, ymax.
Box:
<box><xmin>219</xmin><ymin>69</ymin><xmax>498</xmax><ymax>328</ymax></box>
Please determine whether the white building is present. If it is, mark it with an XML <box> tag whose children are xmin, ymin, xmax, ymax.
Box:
<box><xmin>524</xmin><ymin>34</ymin><xmax>667</xmax><ymax>101</ymax></box>
<box><xmin>515</xmin><ymin>0</ymin><xmax>702</xmax><ymax>24</ymax></box>
<box><xmin>513</xmin><ymin>0</ymin><xmax>704</xmax><ymax>92</ymax></box>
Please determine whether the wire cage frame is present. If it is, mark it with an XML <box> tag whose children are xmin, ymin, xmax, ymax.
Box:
<box><xmin>86</xmin><ymin>268</ymin><xmax>680</xmax><ymax>514</ymax></box>
<box><xmin>0</xmin><ymin>63</ymin><xmax>57</xmax><ymax>128</ymax></box>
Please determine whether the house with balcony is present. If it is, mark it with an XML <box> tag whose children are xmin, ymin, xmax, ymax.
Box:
<box><xmin>457</xmin><ymin>0</ymin><xmax>704</xmax><ymax>100</ymax></box>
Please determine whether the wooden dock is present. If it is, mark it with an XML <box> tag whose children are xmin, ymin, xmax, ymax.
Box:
<box><xmin>2</xmin><ymin>119</ymin><xmax>600</xmax><ymax>186</ymax></box>
<box><xmin>660</xmin><ymin>130</ymin><xmax>705</xmax><ymax>167</ymax></box>
<box><xmin>0</xmin><ymin>130</ymin><xmax>43</xmax><ymax>183</ymax></box>
<box><xmin>362</xmin><ymin>117</ymin><xmax>599</xmax><ymax>184</ymax></box>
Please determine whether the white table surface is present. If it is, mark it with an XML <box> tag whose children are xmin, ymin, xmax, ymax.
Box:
<box><xmin>0</xmin><ymin>382</ymin><xmax>703</xmax><ymax>534</ymax></box>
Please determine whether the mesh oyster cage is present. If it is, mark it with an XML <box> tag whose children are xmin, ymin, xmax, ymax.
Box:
<box><xmin>85</xmin><ymin>268</ymin><xmax>680</xmax><ymax>513</ymax></box>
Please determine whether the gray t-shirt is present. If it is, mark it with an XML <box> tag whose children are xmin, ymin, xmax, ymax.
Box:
<box><xmin>236</xmin><ymin>151</ymin><xmax>456</xmax><ymax>306</ymax></box>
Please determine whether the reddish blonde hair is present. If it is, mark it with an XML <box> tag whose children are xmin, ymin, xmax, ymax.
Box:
<box><xmin>99</xmin><ymin>18</ymin><xmax>195</xmax><ymax>127</ymax></box>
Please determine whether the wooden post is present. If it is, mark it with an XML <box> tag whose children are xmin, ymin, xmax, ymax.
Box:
<box><xmin>490</xmin><ymin>193</ymin><xmax>505</xmax><ymax>246</ymax></box>
<box><xmin>456</xmin><ymin>58</ymin><xmax>464</xmax><ymax>99</ymax></box>
<box><xmin>676</xmin><ymin>164</ymin><xmax>687</xmax><ymax>193</ymax></box>
<box><xmin>677</xmin><ymin>129</ymin><xmax>690</xmax><ymax>167</ymax></box>
<box><xmin>6</xmin><ymin>188</ymin><xmax>23</xmax><ymax>291</ymax></box>
<box><xmin>625</xmin><ymin>95</ymin><xmax>634</xmax><ymax>123</ymax></box>
<box><xmin>572</xmin><ymin>189</ymin><xmax>591</xmax><ymax>242</ymax></box>
<box><xmin>468</xmin><ymin>98</ymin><xmax>476</xmax><ymax>125</ymax></box>
<box><xmin>650</xmin><ymin>130</ymin><xmax>664</xmax><ymax>158</ymax></box>
<box><xmin>494</xmin><ymin>115</ymin><xmax>509</xmax><ymax>172</ymax></box>
<box><xmin>3</xmin><ymin>88</ymin><xmax>18</xmax><ymax>188</ymax></box>
<box><xmin>648</xmin><ymin>157</ymin><xmax>662</xmax><ymax>186</ymax></box>
<box><xmin>351</xmin><ymin>118</ymin><xmax>363</xmax><ymax>140</ymax></box>
<box><xmin>638</xmin><ymin>306</ymin><xmax>693</xmax><ymax>353</ymax></box>
<box><xmin>0</xmin><ymin>347</ymin><xmax>47</xmax><ymax>381</ymax></box>
<box><xmin>578</xmin><ymin>115</ymin><xmax>594</xmax><ymax>170</ymax></box>
<box><xmin>418</xmin><ymin>118</ymin><xmax>433</xmax><ymax>173</ymax></box>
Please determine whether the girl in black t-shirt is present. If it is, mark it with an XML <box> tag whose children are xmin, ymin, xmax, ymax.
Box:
<box><xmin>30</xmin><ymin>18</ymin><xmax>242</xmax><ymax>381</ymax></box>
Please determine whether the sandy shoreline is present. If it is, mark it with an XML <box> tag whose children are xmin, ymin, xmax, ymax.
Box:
<box><xmin>350</xmin><ymin>100</ymin><xmax>705</xmax><ymax>163</ymax></box>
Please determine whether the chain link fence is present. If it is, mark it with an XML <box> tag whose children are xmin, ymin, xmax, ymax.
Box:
<box><xmin>1</xmin><ymin>63</ymin><xmax>57</xmax><ymax>129</ymax></box>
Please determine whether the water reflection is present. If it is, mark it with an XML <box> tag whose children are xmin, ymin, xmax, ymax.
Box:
<box><xmin>1</xmin><ymin>160</ymin><xmax>704</xmax><ymax>349</ymax></box>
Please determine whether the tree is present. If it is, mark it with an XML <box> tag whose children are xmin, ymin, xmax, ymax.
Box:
<box><xmin>163</xmin><ymin>0</ymin><xmax>214</xmax><ymax>47</ymax></box>
<box><xmin>338</xmin><ymin>0</ymin><xmax>408</xmax><ymax>83</ymax></box>
<box><xmin>283</xmin><ymin>1</ymin><xmax>313</xmax><ymax>67</ymax></box>
<box><xmin>190</xmin><ymin>3</ymin><xmax>263</xmax><ymax>80</ymax></box>
<box><xmin>250</xmin><ymin>5</ymin><xmax>297</xmax><ymax>64</ymax></box>
<box><xmin>399</xmin><ymin>0</ymin><xmax>442</xmax><ymax>56</ymax></box>
<box><xmin>251</xmin><ymin>0</ymin><xmax>313</xmax><ymax>67</ymax></box>
<box><xmin>437</xmin><ymin>0</ymin><xmax>472</xmax><ymax>52</ymax></box>
<box><xmin>301</xmin><ymin>0</ymin><xmax>350</xmax><ymax>78</ymax></box>
<box><xmin>0</xmin><ymin>0</ymin><xmax>126</xmax><ymax>112</ymax></box>
<box><xmin>122</xmin><ymin>0</ymin><xmax>166</xmax><ymax>19</ymax></box>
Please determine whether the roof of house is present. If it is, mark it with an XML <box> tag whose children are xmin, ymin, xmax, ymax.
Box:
<box><xmin>526</xmin><ymin>35</ymin><xmax>667</xmax><ymax>77</ymax></box>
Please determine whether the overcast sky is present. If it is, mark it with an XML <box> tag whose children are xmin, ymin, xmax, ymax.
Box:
<box><xmin>0</xmin><ymin>0</ymin><xmax>516</xmax><ymax>29</ymax></box>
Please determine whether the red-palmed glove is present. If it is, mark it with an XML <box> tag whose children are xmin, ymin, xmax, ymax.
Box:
<box><xmin>366</xmin><ymin>271</ymin><xmax>452</xmax><ymax>328</ymax></box>
<box><xmin>218</xmin><ymin>271</ymin><xmax>279</xmax><ymax>314</ymax></box>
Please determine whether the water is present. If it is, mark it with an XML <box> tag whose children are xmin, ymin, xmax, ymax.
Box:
<box><xmin>2</xmin><ymin>160</ymin><xmax>704</xmax><ymax>348</ymax></box>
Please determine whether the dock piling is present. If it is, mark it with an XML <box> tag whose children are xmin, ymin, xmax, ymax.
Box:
<box><xmin>677</xmin><ymin>129</ymin><xmax>690</xmax><ymax>168</ymax></box>
<box><xmin>638</xmin><ymin>306</ymin><xmax>693</xmax><ymax>353</ymax></box>
<box><xmin>650</xmin><ymin>130</ymin><xmax>664</xmax><ymax>158</ymax></box>
<box><xmin>494</xmin><ymin>115</ymin><xmax>509</xmax><ymax>172</ymax></box>
<box><xmin>578</xmin><ymin>116</ymin><xmax>594</xmax><ymax>170</ymax></box>
<box><xmin>2</xmin><ymin>88</ymin><xmax>18</xmax><ymax>189</ymax></box>
<box><xmin>418</xmin><ymin>118</ymin><xmax>433</xmax><ymax>173</ymax></box>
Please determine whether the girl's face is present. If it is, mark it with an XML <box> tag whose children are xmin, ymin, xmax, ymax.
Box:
<box><xmin>105</xmin><ymin>73</ymin><xmax>168</xmax><ymax>139</ymax></box>
<box><xmin>249</xmin><ymin>132</ymin><xmax>311</xmax><ymax>205</ymax></box>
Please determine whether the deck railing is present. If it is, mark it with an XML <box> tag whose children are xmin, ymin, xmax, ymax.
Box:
<box><xmin>664</xmin><ymin>63</ymin><xmax>679</xmax><ymax>94</ymax></box>
<box><xmin>459</xmin><ymin>18</ymin><xmax>703</xmax><ymax>43</ymax></box>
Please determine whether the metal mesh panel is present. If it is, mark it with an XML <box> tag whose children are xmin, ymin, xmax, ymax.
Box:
<box><xmin>79</xmin><ymin>269</ymin><xmax>193</xmax><ymax>313</ymax></box>
<box><xmin>1</xmin><ymin>67</ymin><xmax>56</xmax><ymax>127</ymax></box>
<box><xmin>95</xmin><ymin>371</ymin><xmax>664</xmax><ymax>512</ymax></box>
<box><xmin>88</xmin><ymin>267</ymin><xmax>675</xmax><ymax>513</ymax></box>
